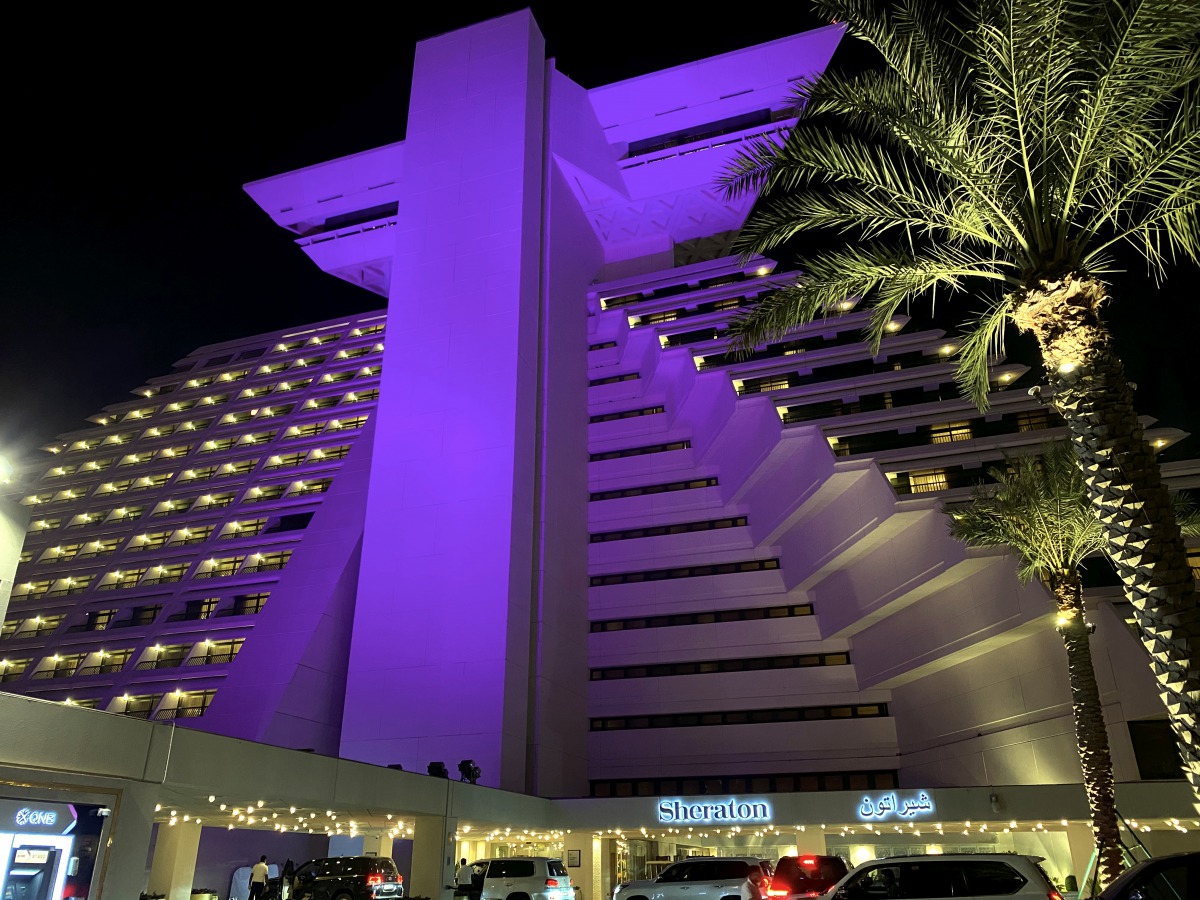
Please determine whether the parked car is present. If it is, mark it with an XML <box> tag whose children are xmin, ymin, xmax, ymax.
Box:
<box><xmin>828</xmin><ymin>853</ymin><xmax>1060</xmax><ymax>900</ymax></box>
<box><xmin>1095</xmin><ymin>850</ymin><xmax>1200</xmax><ymax>899</ymax></box>
<box><xmin>289</xmin><ymin>856</ymin><xmax>404</xmax><ymax>900</ymax></box>
<box><xmin>769</xmin><ymin>855</ymin><xmax>849</xmax><ymax>899</ymax></box>
<box><xmin>470</xmin><ymin>856</ymin><xmax>574</xmax><ymax>900</ymax></box>
<box><xmin>613</xmin><ymin>856</ymin><xmax>773</xmax><ymax>900</ymax></box>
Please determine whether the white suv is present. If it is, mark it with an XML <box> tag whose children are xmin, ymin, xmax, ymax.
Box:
<box><xmin>828</xmin><ymin>853</ymin><xmax>1062</xmax><ymax>900</ymax></box>
<box><xmin>473</xmin><ymin>857</ymin><xmax>574</xmax><ymax>900</ymax></box>
<box><xmin>614</xmin><ymin>856</ymin><xmax>772</xmax><ymax>900</ymax></box>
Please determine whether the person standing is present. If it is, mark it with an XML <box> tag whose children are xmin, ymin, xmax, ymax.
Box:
<box><xmin>249</xmin><ymin>855</ymin><xmax>270</xmax><ymax>900</ymax></box>
<box><xmin>455</xmin><ymin>859</ymin><xmax>474</xmax><ymax>897</ymax></box>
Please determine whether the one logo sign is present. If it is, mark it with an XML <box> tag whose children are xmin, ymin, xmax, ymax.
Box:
<box><xmin>657</xmin><ymin>798</ymin><xmax>772</xmax><ymax>824</ymax></box>
<box><xmin>856</xmin><ymin>791</ymin><xmax>935</xmax><ymax>821</ymax></box>
<box><xmin>14</xmin><ymin>807</ymin><xmax>58</xmax><ymax>827</ymax></box>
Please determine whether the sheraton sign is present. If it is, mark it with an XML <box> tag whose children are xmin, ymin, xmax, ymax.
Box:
<box><xmin>657</xmin><ymin>797</ymin><xmax>772</xmax><ymax>824</ymax></box>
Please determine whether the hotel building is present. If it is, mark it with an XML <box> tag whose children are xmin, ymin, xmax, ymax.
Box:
<box><xmin>1</xmin><ymin>9</ymin><xmax>1197</xmax><ymax>900</ymax></box>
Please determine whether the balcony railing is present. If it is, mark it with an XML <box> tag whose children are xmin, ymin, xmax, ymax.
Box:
<box><xmin>187</xmin><ymin>652</ymin><xmax>236</xmax><ymax>666</ymax></box>
<box><xmin>154</xmin><ymin>706</ymin><xmax>206</xmax><ymax>720</ymax></box>
<box><xmin>134</xmin><ymin>658</ymin><xmax>185</xmax><ymax>671</ymax></box>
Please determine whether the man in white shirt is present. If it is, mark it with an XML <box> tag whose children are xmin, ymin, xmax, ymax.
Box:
<box><xmin>250</xmin><ymin>856</ymin><xmax>270</xmax><ymax>900</ymax></box>
<box><xmin>455</xmin><ymin>859</ymin><xmax>475</xmax><ymax>897</ymax></box>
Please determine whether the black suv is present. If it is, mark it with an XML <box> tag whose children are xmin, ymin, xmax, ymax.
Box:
<box><xmin>289</xmin><ymin>856</ymin><xmax>404</xmax><ymax>900</ymax></box>
<box><xmin>770</xmin><ymin>855</ymin><xmax>849</xmax><ymax>899</ymax></box>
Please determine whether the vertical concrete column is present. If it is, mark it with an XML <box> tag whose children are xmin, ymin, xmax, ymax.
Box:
<box><xmin>413</xmin><ymin>815</ymin><xmax>458</xmax><ymax>900</ymax></box>
<box><xmin>97</xmin><ymin>782</ymin><xmax>159</xmax><ymax>900</ymax></box>
<box><xmin>147</xmin><ymin>821</ymin><xmax>203</xmax><ymax>900</ymax></box>
<box><xmin>563</xmin><ymin>834</ymin><xmax>594</xmax><ymax>900</ymax></box>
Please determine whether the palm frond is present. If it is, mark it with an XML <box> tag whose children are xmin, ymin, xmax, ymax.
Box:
<box><xmin>953</xmin><ymin>296</ymin><xmax>1014</xmax><ymax>410</ymax></box>
<box><xmin>946</xmin><ymin>441</ymin><xmax>1106</xmax><ymax>584</ymax></box>
<box><xmin>723</xmin><ymin>243</ymin><xmax>1008</xmax><ymax>357</ymax></box>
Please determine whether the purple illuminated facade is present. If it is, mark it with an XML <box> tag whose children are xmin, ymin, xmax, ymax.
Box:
<box><xmin>4</xmin><ymin>7</ymin><xmax>1195</xmax><ymax>819</ymax></box>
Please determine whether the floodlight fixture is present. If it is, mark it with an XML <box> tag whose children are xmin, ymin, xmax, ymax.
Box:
<box><xmin>427</xmin><ymin>761</ymin><xmax>449</xmax><ymax>778</ymax></box>
<box><xmin>458</xmin><ymin>759</ymin><xmax>481</xmax><ymax>784</ymax></box>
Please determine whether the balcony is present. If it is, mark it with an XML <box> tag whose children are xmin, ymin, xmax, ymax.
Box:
<box><xmin>154</xmin><ymin>706</ymin><xmax>206</xmax><ymax>720</ymax></box>
<box><xmin>134</xmin><ymin>658</ymin><xmax>185</xmax><ymax>671</ymax></box>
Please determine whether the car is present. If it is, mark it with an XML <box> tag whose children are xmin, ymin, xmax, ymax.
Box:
<box><xmin>1094</xmin><ymin>850</ymin><xmax>1200</xmax><ymax>898</ymax></box>
<box><xmin>827</xmin><ymin>852</ymin><xmax>1061</xmax><ymax>900</ymax></box>
<box><xmin>288</xmin><ymin>856</ymin><xmax>404</xmax><ymax>900</ymax></box>
<box><xmin>768</xmin><ymin>855</ymin><xmax>849</xmax><ymax>900</ymax></box>
<box><xmin>471</xmin><ymin>856</ymin><xmax>574</xmax><ymax>900</ymax></box>
<box><xmin>613</xmin><ymin>856</ymin><xmax>773</xmax><ymax>900</ymax></box>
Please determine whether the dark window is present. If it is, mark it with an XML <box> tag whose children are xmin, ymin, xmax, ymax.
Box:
<box><xmin>960</xmin><ymin>861</ymin><xmax>1028</xmax><ymax>895</ymax></box>
<box><xmin>1129</xmin><ymin>719</ymin><xmax>1184</xmax><ymax>779</ymax></box>
<box><xmin>487</xmin><ymin>860</ymin><xmax>535</xmax><ymax>879</ymax></box>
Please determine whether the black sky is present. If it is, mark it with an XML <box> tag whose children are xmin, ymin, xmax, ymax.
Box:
<box><xmin>2</xmin><ymin>4</ymin><xmax>1196</xmax><ymax>465</ymax></box>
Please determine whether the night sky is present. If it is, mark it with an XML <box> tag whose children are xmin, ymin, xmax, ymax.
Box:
<box><xmin>2</xmin><ymin>4</ymin><xmax>1196</xmax><ymax>467</ymax></box>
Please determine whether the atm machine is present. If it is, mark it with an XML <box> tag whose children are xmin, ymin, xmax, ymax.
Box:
<box><xmin>2</xmin><ymin>845</ymin><xmax>63</xmax><ymax>900</ymax></box>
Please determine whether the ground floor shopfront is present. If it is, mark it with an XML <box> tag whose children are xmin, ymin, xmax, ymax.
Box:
<box><xmin>4</xmin><ymin>694</ymin><xmax>1200</xmax><ymax>900</ymax></box>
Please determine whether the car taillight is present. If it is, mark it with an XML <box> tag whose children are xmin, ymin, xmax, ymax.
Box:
<box><xmin>766</xmin><ymin>887</ymin><xmax>789</xmax><ymax>898</ymax></box>
<box><xmin>546</xmin><ymin>879</ymin><xmax>565</xmax><ymax>888</ymax></box>
<box><xmin>1047</xmin><ymin>891</ymin><xmax>1064</xmax><ymax>900</ymax></box>
<box><xmin>397</xmin><ymin>876</ymin><xmax>403</xmax><ymax>884</ymax></box>
<box><xmin>799</xmin><ymin>858</ymin><xmax>817</xmax><ymax>869</ymax></box>
<box><xmin>367</xmin><ymin>875</ymin><xmax>383</xmax><ymax>886</ymax></box>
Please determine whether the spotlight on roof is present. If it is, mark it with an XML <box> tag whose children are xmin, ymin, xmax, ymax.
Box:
<box><xmin>458</xmin><ymin>759</ymin><xmax>481</xmax><ymax>784</ymax></box>
<box><xmin>427</xmin><ymin>761</ymin><xmax>449</xmax><ymax>778</ymax></box>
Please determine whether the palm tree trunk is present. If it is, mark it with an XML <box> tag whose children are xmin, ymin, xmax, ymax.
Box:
<box><xmin>1014</xmin><ymin>273</ymin><xmax>1200</xmax><ymax>816</ymax></box>
<box><xmin>1051</xmin><ymin>574</ymin><xmax>1125</xmax><ymax>887</ymax></box>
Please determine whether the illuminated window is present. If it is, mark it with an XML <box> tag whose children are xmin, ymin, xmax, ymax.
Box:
<box><xmin>239</xmin><ymin>430</ymin><xmax>278</xmax><ymax>446</ymax></box>
<box><xmin>1016</xmin><ymin>409</ymin><xmax>1051</xmax><ymax>432</ymax></box>
<box><xmin>0</xmin><ymin>658</ymin><xmax>32</xmax><ymax>682</ymax></box>
<box><xmin>265</xmin><ymin>452</ymin><xmax>306</xmax><ymax>470</ymax></box>
<box><xmin>290</xmin><ymin>478</ymin><xmax>332</xmax><ymax>497</ymax></box>
<box><xmin>195</xmin><ymin>556</ymin><xmax>246</xmax><ymax>579</ymax></box>
<box><xmin>132</xmin><ymin>472</ymin><xmax>174</xmax><ymax>491</ymax></box>
<box><xmin>31</xmin><ymin>653</ymin><xmax>86</xmax><ymax>680</ymax></box>
<box><xmin>190</xmin><ymin>638</ymin><xmax>244</xmax><ymax>666</ymax></box>
<box><xmin>327</xmin><ymin>416</ymin><xmax>369</xmax><ymax>432</ymax></box>
<box><xmin>233</xmin><ymin>592</ymin><xmax>269</xmax><ymax>615</ymax></box>
<box><xmin>127</xmin><ymin>530</ymin><xmax>172</xmax><ymax>552</ymax></box>
<box><xmin>77</xmin><ymin>538</ymin><xmax>121</xmax><ymax>559</ymax></box>
<box><xmin>105</xmin><ymin>567</ymin><xmax>148</xmax><ymax>589</ymax></box>
<box><xmin>144</xmin><ymin>563</ymin><xmax>190</xmax><ymax>585</ymax></box>
<box><xmin>38</xmin><ymin>543</ymin><xmax>83</xmax><ymax>563</ymax></box>
<box><xmin>284</xmin><ymin>422</ymin><xmax>324</xmax><ymax>440</ymax></box>
<box><xmin>908</xmin><ymin>469</ymin><xmax>949</xmax><ymax>493</ymax></box>
<box><xmin>108</xmin><ymin>505</ymin><xmax>145</xmax><ymax>523</ymax></box>
<box><xmin>121</xmin><ymin>694</ymin><xmax>163</xmax><ymax>719</ymax></box>
<box><xmin>199</xmin><ymin>437</ymin><xmax>237</xmax><ymax>454</ymax></box>
<box><xmin>930</xmin><ymin>422</ymin><xmax>972</xmax><ymax>443</ymax></box>
<box><xmin>155</xmin><ymin>689</ymin><xmax>216</xmax><ymax>720</ymax></box>
<box><xmin>191</xmin><ymin>492</ymin><xmax>236</xmax><ymax>511</ymax></box>
<box><xmin>243</xmin><ymin>484</ymin><xmax>286</xmax><ymax>504</ymax></box>
<box><xmin>220</xmin><ymin>518</ymin><xmax>267</xmax><ymax>540</ymax></box>
<box><xmin>243</xmin><ymin>550</ymin><xmax>292</xmax><ymax>573</ymax></box>
<box><xmin>169</xmin><ymin>525</ymin><xmax>214</xmax><ymax>545</ymax></box>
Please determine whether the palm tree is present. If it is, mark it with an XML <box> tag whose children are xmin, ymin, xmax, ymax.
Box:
<box><xmin>717</xmin><ymin>0</ymin><xmax>1200</xmax><ymax>812</ymax></box>
<box><xmin>947</xmin><ymin>442</ymin><xmax>1125</xmax><ymax>885</ymax></box>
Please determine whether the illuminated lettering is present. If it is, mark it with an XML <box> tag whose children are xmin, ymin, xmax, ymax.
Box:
<box><xmin>856</xmin><ymin>791</ymin><xmax>934</xmax><ymax>822</ymax></box>
<box><xmin>14</xmin><ymin>807</ymin><xmax>58</xmax><ymax>827</ymax></box>
<box><xmin>656</xmin><ymin>797</ymin><xmax>771</xmax><ymax>824</ymax></box>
